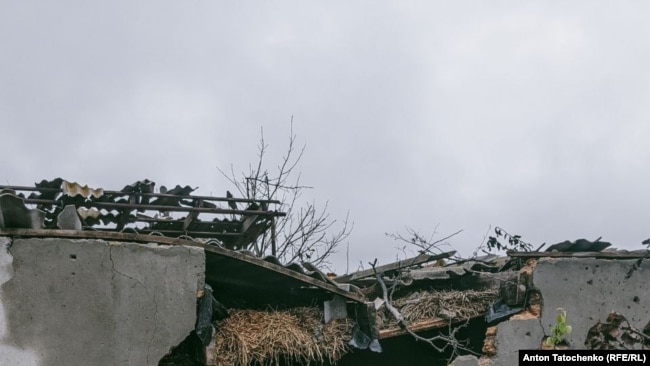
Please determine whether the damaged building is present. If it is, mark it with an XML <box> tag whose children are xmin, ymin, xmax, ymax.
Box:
<box><xmin>1</xmin><ymin>179</ymin><xmax>649</xmax><ymax>365</ymax></box>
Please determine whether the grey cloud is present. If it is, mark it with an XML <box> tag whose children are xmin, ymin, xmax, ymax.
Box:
<box><xmin>2</xmin><ymin>1</ymin><xmax>650</xmax><ymax>272</ymax></box>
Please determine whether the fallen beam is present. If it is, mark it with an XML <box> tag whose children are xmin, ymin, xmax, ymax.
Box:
<box><xmin>507</xmin><ymin>251</ymin><xmax>650</xmax><ymax>259</ymax></box>
<box><xmin>335</xmin><ymin>251</ymin><xmax>456</xmax><ymax>283</ymax></box>
<box><xmin>379</xmin><ymin>315</ymin><xmax>481</xmax><ymax>339</ymax></box>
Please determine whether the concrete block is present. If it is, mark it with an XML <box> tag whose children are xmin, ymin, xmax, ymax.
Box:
<box><xmin>0</xmin><ymin>238</ymin><xmax>205</xmax><ymax>366</ymax></box>
<box><xmin>57</xmin><ymin>205</ymin><xmax>82</xmax><ymax>230</ymax></box>
<box><xmin>324</xmin><ymin>295</ymin><xmax>348</xmax><ymax>323</ymax></box>
<box><xmin>492</xmin><ymin>319</ymin><xmax>544</xmax><ymax>365</ymax></box>
<box><xmin>449</xmin><ymin>355</ymin><xmax>480</xmax><ymax>366</ymax></box>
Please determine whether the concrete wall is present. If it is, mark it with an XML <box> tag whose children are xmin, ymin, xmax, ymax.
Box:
<box><xmin>489</xmin><ymin>257</ymin><xmax>650</xmax><ymax>365</ymax></box>
<box><xmin>0</xmin><ymin>237</ymin><xmax>204</xmax><ymax>366</ymax></box>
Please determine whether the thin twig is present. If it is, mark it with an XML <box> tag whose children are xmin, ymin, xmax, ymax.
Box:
<box><xmin>369</xmin><ymin>259</ymin><xmax>480</xmax><ymax>360</ymax></box>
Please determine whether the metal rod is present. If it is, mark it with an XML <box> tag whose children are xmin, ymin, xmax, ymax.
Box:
<box><xmin>90</xmin><ymin>228</ymin><xmax>242</xmax><ymax>237</ymax></box>
<box><xmin>134</xmin><ymin>216</ymin><xmax>240</xmax><ymax>225</ymax></box>
<box><xmin>271</xmin><ymin>216</ymin><xmax>277</xmax><ymax>256</ymax></box>
<box><xmin>21</xmin><ymin>199</ymin><xmax>286</xmax><ymax>217</ymax></box>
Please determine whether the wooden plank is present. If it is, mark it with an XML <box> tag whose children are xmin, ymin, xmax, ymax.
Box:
<box><xmin>0</xmin><ymin>228</ymin><xmax>365</xmax><ymax>303</ymax></box>
<box><xmin>507</xmin><ymin>251</ymin><xmax>650</xmax><ymax>259</ymax></box>
<box><xmin>379</xmin><ymin>316</ymin><xmax>480</xmax><ymax>339</ymax></box>
<box><xmin>240</xmin><ymin>214</ymin><xmax>258</xmax><ymax>233</ymax></box>
<box><xmin>334</xmin><ymin>251</ymin><xmax>456</xmax><ymax>283</ymax></box>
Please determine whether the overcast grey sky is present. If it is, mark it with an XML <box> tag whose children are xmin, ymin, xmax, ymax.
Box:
<box><xmin>2</xmin><ymin>1</ymin><xmax>649</xmax><ymax>272</ymax></box>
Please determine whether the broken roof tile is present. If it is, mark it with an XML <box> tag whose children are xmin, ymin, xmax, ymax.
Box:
<box><xmin>61</xmin><ymin>180</ymin><xmax>104</xmax><ymax>199</ymax></box>
<box><xmin>0</xmin><ymin>189</ymin><xmax>45</xmax><ymax>229</ymax></box>
<box><xmin>0</xmin><ymin>179</ymin><xmax>285</xmax><ymax>250</ymax></box>
<box><xmin>545</xmin><ymin>238</ymin><xmax>611</xmax><ymax>252</ymax></box>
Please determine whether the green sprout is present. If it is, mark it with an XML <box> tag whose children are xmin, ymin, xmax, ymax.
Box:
<box><xmin>546</xmin><ymin>308</ymin><xmax>572</xmax><ymax>348</ymax></box>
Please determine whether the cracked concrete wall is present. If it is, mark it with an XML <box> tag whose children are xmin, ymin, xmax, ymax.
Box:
<box><xmin>489</xmin><ymin>257</ymin><xmax>650</xmax><ymax>365</ymax></box>
<box><xmin>0</xmin><ymin>237</ymin><xmax>205</xmax><ymax>366</ymax></box>
<box><xmin>535</xmin><ymin>257</ymin><xmax>650</xmax><ymax>346</ymax></box>
<box><xmin>0</xmin><ymin>237</ymin><xmax>41</xmax><ymax>366</ymax></box>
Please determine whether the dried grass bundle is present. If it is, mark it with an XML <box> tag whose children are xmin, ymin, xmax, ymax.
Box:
<box><xmin>379</xmin><ymin>289</ymin><xmax>498</xmax><ymax>328</ymax></box>
<box><xmin>211</xmin><ymin>307</ymin><xmax>353</xmax><ymax>366</ymax></box>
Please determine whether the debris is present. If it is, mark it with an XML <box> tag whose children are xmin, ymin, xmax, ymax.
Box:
<box><xmin>0</xmin><ymin>189</ymin><xmax>45</xmax><ymax>229</ymax></box>
<box><xmin>585</xmin><ymin>312</ymin><xmax>650</xmax><ymax>350</ymax></box>
<box><xmin>61</xmin><ymin>180</ymin><xmax>104</xmax><ymax>199</ymax></box>
<box><xmin>546</xmin><ymin>238</ymin><xmax>611</xmax><ymax>252</ymax></box>
<box><xmin>57</xmin><ymin>205</ymin><xmax>81</xmax><ymax>230</ymax></box>
<box><xmin>0</xmin><ymin>179</ymin><xmax>284</xmax><ymax>248</ymax></box>
<box><xmin>484</xmin><ymin>298</ymin><xmax>524</xmax><ymax>323</ymax></box>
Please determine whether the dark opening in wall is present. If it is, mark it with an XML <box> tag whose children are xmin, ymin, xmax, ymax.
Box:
<box><xmin>159</xmin><ymin>332</ymin><xmax>205</xmax><ymax>366</ymax></box>
<box><xmin>337</xmin><ymin>317</ymin><xmax>488</xmax><ymax>366</ymax></box>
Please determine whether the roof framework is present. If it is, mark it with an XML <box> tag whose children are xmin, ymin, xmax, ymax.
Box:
<box><xmin>0</xmin><ymin>179</ymin><xmax>286</xmax><ymax>250</ymax></box>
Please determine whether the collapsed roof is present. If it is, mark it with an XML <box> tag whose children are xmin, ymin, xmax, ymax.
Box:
<box><xmin>0</xmin><ymin>179</ymin><xmax>367</xmax><ymax>307</ymax></box>
<box><xmin>5</xmin><ymin>179</ymin><xmax>649</xmax><ymax>364</ymax></box>
<box><xmin>0</xmin><ymin>178</ymin><xmax>284</xmax><ymax>250</ymax></box>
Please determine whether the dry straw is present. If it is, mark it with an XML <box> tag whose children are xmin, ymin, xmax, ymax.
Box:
<box><xmin>379</xmin><ymin>289</ymin><xmax>499</xmax><ymax>328</ymax></box>
<box><xmin>211</xmin><ymin>307</ymin><xmax>353</xmax><ymax>366</ymax></box>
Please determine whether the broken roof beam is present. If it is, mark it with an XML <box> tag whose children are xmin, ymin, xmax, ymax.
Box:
<box><xmin>235</xmin><ymin>214</ymin><xmax>269</xmax><ymax>249</ymax></box>
<box><xmin>334</xmin><ymin>251</ymin><xmax>456</xmax><ymax>283</ymax></box>
<box><xmin>182</xmin><ymin>198</ymin><xmax>203</xmax><ymax>231</ymax></box>
<box><xmin>378</xmin><ymin>315</ymin><xmax>480</xmax><ymax>339</ymax></box>
<box><xmin>507</xmin><ymin>250</ymin><xmax>650</xmax><ymax>259</ymax></box>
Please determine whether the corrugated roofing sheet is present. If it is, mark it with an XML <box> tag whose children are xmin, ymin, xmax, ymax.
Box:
<box><xmin>0</xmin><ymin>178</ymin><xmax>284</xmax><ymax>251</ymax></box>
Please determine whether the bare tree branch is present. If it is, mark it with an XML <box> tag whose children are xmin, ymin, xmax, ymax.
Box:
<box><xmin>386</xmin><ymin>227</ymin><xmax>463</xmax><ymax>256</ymax></box>
<box><xmin>369</xmin><ymin>258</ymin><xmax>480</xmax><ymax>361</ymax></box>
<box><xmin>218</xmin><ymin>118</ymin><xmax>352</xmax><ymax>268</ymax></box>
